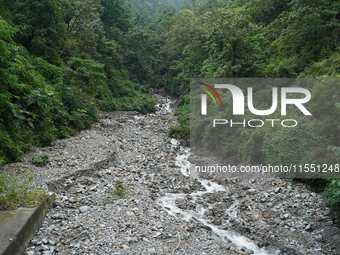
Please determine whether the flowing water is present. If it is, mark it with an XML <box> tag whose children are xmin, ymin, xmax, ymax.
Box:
<box><xmin>155</xmin><ymin>97</ymin><xmax>273</xmax><ymax>255</ymax></box>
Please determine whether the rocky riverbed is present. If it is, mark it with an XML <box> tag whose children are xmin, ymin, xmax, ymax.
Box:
<box><xmin>3</xmin><ymin>92</ymin><xmax>339</xmax><ymax>255</ymax></box>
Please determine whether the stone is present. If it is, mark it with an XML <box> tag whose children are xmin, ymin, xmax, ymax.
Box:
<box><xmin>211</xmin><ymin>219</ymin><xmax>222</xmax><ymax>226</ymax></box>
<box><xmin>241</xmin><ymin>247</ymin><xmax>254</xmax><ymax>254</ymax></box>
<box><xmin>201</xmin><ymin>225</ymin><xmax>212</xmax><ymax>231</ymax></box>
<box><xmin>148</xmin><ymin>248</ymin><xmax>156</xmax><ymax>254</ymax></box>
<box><xmin>326</xmin><ymin>221</ymin><xmax>333</xmax><ymax>226</ymax></box>
<box><xmin>257</xmin><ymin>242</ymin><xmax>265</xmax><ymax>248</ymax></box>
<box><xmin>41</xmin><ymin>244</ymin><xmax>49</xmax><ymax>251</ymax></box>
<box><xmin>305</xmin><ymin>224</ymin><xmax>312</xmax><ymax>231</ymax></box>
<box><xmin>210</xmin><ymin>235</ymin><xmax>222</xmax><ymax>245</ymax></box>
<box><xmin>247</xmin><ymin>189</ymin><xmax>256</xmax><ymax>194</ymax></box>
<box><xmin>22</xmin><ymin>97</ymin><xmax>340</xmax><ymax>255</ymax></box>
<box><xmin>263</xmin><ymin>213</ymin><xmax>271</xmax><ymax>218</ymax></box>
<box><xmin>125</xmin><ymin>237</ymin><xmax>133</xmax><ymax>243</ymax></box>
<box><xmin>220</xmin><ymin>242</ymin><xmax>230</xmax><ymax>250</ymax></box>
<box><xmin>126</xmin><ymin>211</ymin><xmax>134</xmax><ymax>216</ymax></box>
<box><xmin>315</xmin><ymin>235</ymin><xmax>324</xmax><ymax>243</ymax></box>
<box><xmin>274</xmin><ymin>187</ymin><xmax>281</xmax><ymax>194</ymax></box>
<box><xmin>180</xmin><ymin>234</ymin><xmax>188</xmax><ymax>240</ymax></box>
<box><xmin>122</xmin><ymin>245</ymin><xmax>129</xmax><ymax>249</ymax></box>
<box><xmin>79</xmin><ymin>206</ymin><xmax>90</xmax><ymax>213</ymax></box>
<box><xmin>153</xmin><ymin>232</ymin><xmax>162</xmax><ymax>238</ymax></box>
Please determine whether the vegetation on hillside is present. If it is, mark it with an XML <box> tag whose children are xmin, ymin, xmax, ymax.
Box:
<box><xmin>1</xmin><ymin>0</ymin><xmax>340</xmax><ymax>221</ymax></box>
<box><xmin>134</xmin><ymin>0</ymin><xmax>340</xmax><ymax>224</ymax></box>
<box><xmin>0</xmin><ymin>0</ymin><xmax>156</xmax><ymax>166</ymax></box>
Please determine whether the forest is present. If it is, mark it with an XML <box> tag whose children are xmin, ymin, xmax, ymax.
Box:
<box><xmin>1</xmin><ymin>0</ymin><xmax>340</xmax><ymax>222</ymax></box>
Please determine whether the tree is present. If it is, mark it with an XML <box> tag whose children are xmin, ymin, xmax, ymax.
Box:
<box><xmin>101</xmin><ymin>0</ymin><xmax>132</xmax><ymax>37</ymax></box>
<box><xmin>58</xmin><ymin>0</ymin><xmax>104</xmax><ymax>60</ymax></box>
<box><xmin>13</xmin><ymin>0</ymin><xmax>64</xmax><ymax>65</ymax></box>
<box><xmin>265</xmin><ymin>0</ymin><xmax>340</xmax><ymax>73</ymax></box>
<box><xmin>201</xmin><ymin>9</ymin><xmax>268</xmax><ymax>77</ymax></box>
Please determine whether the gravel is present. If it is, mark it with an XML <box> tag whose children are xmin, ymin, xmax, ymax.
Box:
<box><xmin>2</xmin><ymin>92</ymin><xmax>338</xmax><ymax>255</ymax></box>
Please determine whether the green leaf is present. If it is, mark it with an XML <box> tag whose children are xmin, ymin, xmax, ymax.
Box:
<box><xmin>12</xmin><ymin>119</ymin><xmax>21</xmax><ymax>126</ymax></box>
<box><xmin>334</xmin><ymin>190</ymin><xmax>340</xmax><ymax>197</ymax></box>
<box><xmin>335</xmin><ymin>102</ymin><xmax>340</xmax><ymax>110</ymax></box>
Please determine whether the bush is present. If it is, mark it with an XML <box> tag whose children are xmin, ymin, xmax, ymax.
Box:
<box><xmin>168</xmin><ymin>94</ymin><xmax>190</xmax><ymax>140</ymax></box>
<box><xmin>131</xmin><ymin>94</ymin><xmax>156</xmax><ymax>113</ymax></box>
<box><xmin>168</xmin><ymin>125</ymin><xmax>190</xmax><ymax>139</ymax></box>
<box><xmin>32</xmin><ymin>154</ymin><xmax>49</xmax><ymax>167</ymax></box>
<box><xmin>108</xmin><ymin>94</ymin><xmax>156</xmax><ymax>113</ymax></box>
<box><xmin>323</xmin><ymin>179</ymin><xmax>340</xmax><ymax>226</ymax></box>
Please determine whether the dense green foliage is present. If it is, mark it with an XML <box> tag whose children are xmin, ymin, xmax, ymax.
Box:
<box><xmin>120</xmin><ymin>0</ymin><xmax>185</xmax><ymax>26</ymax></box>
<box><xmin>0</xmin><ymin>0</ymin><xmax>156</xmax><ymax>166</ymax></box>
<box><xmin>1</xmin><ymin>0</ymin><xmax>340</xmax><ymax>221</ymax></box>
<box><xmin>122</xmin><ymin>0</ymin><xmax>340</xmax><ymax>223</ymax></box>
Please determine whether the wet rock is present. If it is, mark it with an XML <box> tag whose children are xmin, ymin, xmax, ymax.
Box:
<box><xmin>201</xmin><ymin>225</ymin><xmax>212</xmax><ymax>231</ymax></box>
<box><xmin>210</xmin><ymin>235</ymin><xmax>222</xmax><ymax>245</ymax></box>
<box><xmin>241</xmin><ymin>247</ymin><xmax>254</xmax><ymax>254</ymax></box>
<box><xmin>211</xmin><ymin>219</ymin><xmax>222</xmax><ymax>226</ymax></box>
<box><xmin>220</xmin><ymin>242</ymin><xmax>230</xmax><ymax>250</ymax></box>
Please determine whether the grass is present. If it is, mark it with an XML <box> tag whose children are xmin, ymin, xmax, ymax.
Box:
<box><xmin>102</xmin><ymin>180</ymin><xmax>129</xmax><ymax>205</ymax></box>
<box><xmin>0</xmin><ymin>169</ymin><xmax>46</xmax><ymax>210</ymax></box>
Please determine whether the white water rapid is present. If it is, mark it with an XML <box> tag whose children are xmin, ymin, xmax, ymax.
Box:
<box><xmin>154</xmin><ymin>96</ymin><xmax>273</xmax><ymax>255</ymax></box>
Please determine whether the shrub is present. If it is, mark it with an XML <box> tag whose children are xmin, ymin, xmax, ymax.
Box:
<box><xmin>323</xmin><ymin>179</ymin><xmax>340</xmax><ymax>226</ymax></box>
<box><xmin>168</xmin><ymin>125</ymin><xmax>190</xmax><ymax>140</ymax></box>
<box><xmin>32</xmin><ymin>154</ymin><xmax>49</xmax><ymax>167</ymax></box>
